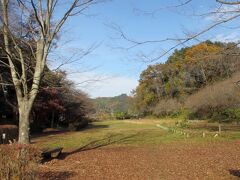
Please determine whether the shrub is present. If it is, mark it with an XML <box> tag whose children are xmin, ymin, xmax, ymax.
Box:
<box><xmin>221</xmin><ymin>108</ymin><xmax>240</xmax><ymax>122</ymax></box>
<box><xmin>175</xmin><ymin>119</ymin><xmax>189</xmax><ymax>128</ymax></box>
<box><xmin>0</xmin><ymin>125</ymin><xmax>18</xmax><ymax>144</ymax></box>
<box><xmin>153</xmin><ymin>99</ymin><xmax>182</xmax><ymax>117</ymax></box>
<box><xmin>95</xmin><ymin>112</ymin><xmax>112</xmax><ymax>121</ymax></box>
<box><xmin>185</xmin><ymin>73</ymin><xmax>240</xmax><ymax>120</ymax></box>
<box><xmin>68</xmin><ymin>118</ymin><xmax>89</xmax><ymax>131</ymax></box>
<box><xmin>0</xmin><ymin>144</ymin><xmax>40</xmax><ymax>180</ymax></box>
<box><xmin>172</xmin><ymin>109</ymin><xmax>190</xmax><ymax>120</ymax></box>
<box><xmin>114</xmin><ymin>112</ymin><xmax>131</xmax><ymax>120</ymax></box>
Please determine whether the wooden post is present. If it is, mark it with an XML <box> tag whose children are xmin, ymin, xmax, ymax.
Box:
<box><xmin>218</xmin><ymin>123</ymin><xmax>221</xmax><ymax>134</ymax></box>
<box><xmin>202</xmin><ymin>132</ymin><xmax>206</xmax><ymax>138</ymax></box>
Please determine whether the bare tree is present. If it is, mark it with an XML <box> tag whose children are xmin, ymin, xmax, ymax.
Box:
<box><xmin>0</xmin><ymin>0</ymin><xmax>103</xmax><ymax>144</ymax></box>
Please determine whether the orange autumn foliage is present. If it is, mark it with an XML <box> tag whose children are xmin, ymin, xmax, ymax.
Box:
<box><xmin>185</xmin><ymin>43</ymin><xmax>223</xmax><ymax>63</ymax></box>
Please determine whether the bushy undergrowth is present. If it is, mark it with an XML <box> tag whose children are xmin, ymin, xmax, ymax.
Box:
<box><xmin>220</xmin><ymin>108</ymin><xmax>240</xmax><ymax>122</ymax></box>
<box><xmin>114</xmin><ymin>112</ymin><xmax>131</xmax><ymax>120</ymax></box>
<box><xmin>185</xmin><ymin>73</ymin><xmax>240</xmax><ymax>121</ymax></box>
<box><xmin>175</xmin><ymin>119</ymin><xmax>189</xmax><ymax>128</ymax></box>
<box><xmin>0</xmin><ymin>144</ymin><xmax>40</xmax><ymax>180</ymax></box>
<box><xmin>68</xmin><ymin>118</ymin><xmax>89</xmax><ymax>131</ymax></box>
<box><xmin>153</xmin><ymin>99</ymin><xmax>182</xmax><ymax>117</ymax></box>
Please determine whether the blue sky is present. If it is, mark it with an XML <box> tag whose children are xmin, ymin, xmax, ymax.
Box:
<box><xmin>50</xmin><ymin>0</ymin><xmax>240</xmax><ymax>98</ymax></box>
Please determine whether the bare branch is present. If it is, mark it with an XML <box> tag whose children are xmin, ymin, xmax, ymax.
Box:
<box><xmin>133</xmin><ymin>0</ymin><xmax>192</xmax><ymax>17</ymax></box>
<box><xmin>217</xmin><ymin>0</ymin><xmax>240</xmax><ymax>5</ymax></box>
<box><xmin>114</xmin><ymin>1</ymin><xmax>240</xmax><ymax>62</ymax></box>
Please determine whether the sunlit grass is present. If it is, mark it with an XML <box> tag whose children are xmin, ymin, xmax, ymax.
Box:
<box><xmin>33</xmin><ymin>119</ymin><xmax>240</xmax><ymax>152</ymax></box>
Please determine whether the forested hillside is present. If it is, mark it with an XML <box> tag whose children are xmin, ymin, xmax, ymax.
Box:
<box><xmin>93</xmin><ymin>94</ymin><xmax>133</xmax><ymax>120</ymax></box>
<box><xmin>133</xmin><ymin>41</ymin><xmax>240</xmax><ymax>121</ymax></box>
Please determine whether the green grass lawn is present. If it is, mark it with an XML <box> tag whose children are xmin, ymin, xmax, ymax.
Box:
<box><xmin>33</xmin><ymin>119</ymin><xmax>240</xmax><ymax>152</ymax></box>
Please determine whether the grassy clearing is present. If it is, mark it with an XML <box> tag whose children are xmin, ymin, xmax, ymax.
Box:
<box><xmin>33</xmin><ymin>119</ymin><xmax>240</xmax><ymax>152</ymax></box>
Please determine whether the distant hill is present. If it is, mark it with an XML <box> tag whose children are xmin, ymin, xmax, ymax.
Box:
<box><xmin>92</xmin><ymin>94</ymin><xmax>132</xmax><ymax>114</ymax></box>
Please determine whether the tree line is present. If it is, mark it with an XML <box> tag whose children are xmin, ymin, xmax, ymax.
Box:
<box><xmin>0</xmin><ymin>34</ymin><xmax>93</xmax><ymax>132</ymax></box>
<box><xmin>132</xmin><ymin>41</ymin><xmax>240</xmax><ymax>121</ymax></box>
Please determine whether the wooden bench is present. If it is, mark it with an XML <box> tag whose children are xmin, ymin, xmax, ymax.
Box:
<box><xmin>41</xmin><ymin>147</ymin><xmax>63</xmax><ymax>159</ymax></box>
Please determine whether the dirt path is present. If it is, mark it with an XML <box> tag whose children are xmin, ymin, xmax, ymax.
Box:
<box><xmin>39</xmin><ymin>140</ymin><xmax>240</xmax><ymax>180</ymax></box>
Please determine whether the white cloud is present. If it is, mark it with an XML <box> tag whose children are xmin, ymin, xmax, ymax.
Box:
<box><xmin>212</xmin><ymin>32</ymin><xmax>240</xmax><ymax>43</ymax></box>
<box><xmin>205</xmin><ymin>5</ymin><xmax>240</xmax><ymax>22</ymax></box>
<box><xmin>68</xmin><ymin>72</ymin><xmax>138</xmax><ymax>98</ymax></box>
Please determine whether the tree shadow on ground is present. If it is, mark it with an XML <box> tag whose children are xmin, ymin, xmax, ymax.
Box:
<box><xmin>32</xmin><ymin>123</ymin><xmax>109</xmax><ymax>141</ymax></box>
<box><xmin>39</xmin><ymin>170</ymin><xmax>75</xmax><ymax>180</ymax></box>
<box><xmin>81</xmin><ymin>124</ymin><xmax>109</xmax><ymax>131</ymax></box>
<box><xmin>57</xmin><ymin>132</ymin><xmax>141</xmax><ymax>160</ymax></box>
<box><xmin>229</xmin><ymin>169</ymin><xmax>240</xmax><ymax>177</ymax></box>
<box><xmin>32</xmin><ymin>130</ymin><xmax>69</xmax><ymax>139</ymax></box>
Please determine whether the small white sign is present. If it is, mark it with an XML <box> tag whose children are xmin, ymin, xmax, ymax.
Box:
<box><xmin>2</xmin><ymin>133</ymin><xmax>6</xmax><ymax>140</ymax></box>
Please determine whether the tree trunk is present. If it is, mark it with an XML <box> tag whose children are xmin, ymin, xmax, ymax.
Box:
<box><xmin>51</xmin><ymin>111</ymin><xmax>55</xmax><ymax>128</ymax></box>
<box><xmin>18</xmin><ymin>102</ymin><xmax>31</xmax><ymax>144</ymax></box>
